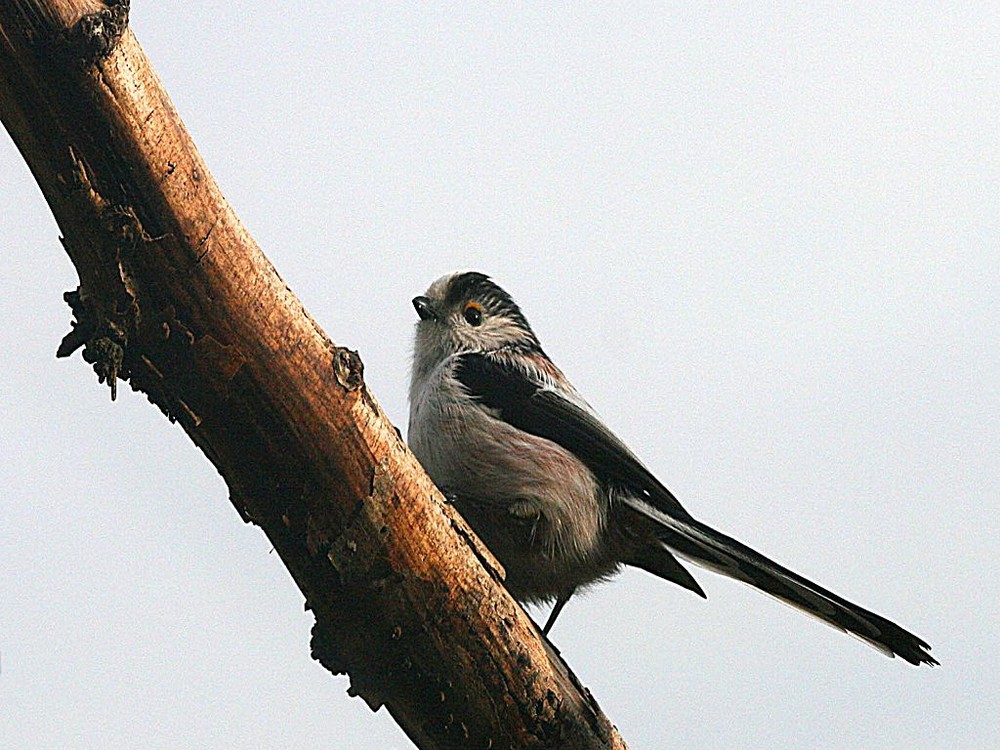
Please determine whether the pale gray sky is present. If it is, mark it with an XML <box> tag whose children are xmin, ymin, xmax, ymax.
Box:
<box><xmin>2</xmin><ymin>3</ymin><xmax>997</xmax><ymax>748</ymax></box>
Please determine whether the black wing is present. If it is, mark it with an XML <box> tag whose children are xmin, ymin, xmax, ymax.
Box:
<box><xmin>453</xmin><ymin>351</ymin><xmax>693</xmax><ymax>520</ymax></box>
<box><xmin>453</xmin><ymin>351</ymin><xmax>937</xmax><ymax>665</ymax></box>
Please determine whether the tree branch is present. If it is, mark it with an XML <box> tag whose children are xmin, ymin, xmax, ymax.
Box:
<box><xmin>0</xmin><ymin>2</ymin><xmax>629</xmax><ymax>748</ymax></box>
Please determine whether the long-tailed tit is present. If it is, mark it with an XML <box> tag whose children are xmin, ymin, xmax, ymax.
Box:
<box><xmin>407</xmin><ymin>271</ymin><xmax>936</xmax><ymax>666</ymax></box>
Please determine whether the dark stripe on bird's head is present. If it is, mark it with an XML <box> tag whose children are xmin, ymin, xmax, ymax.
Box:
<box><xmin>444</xmin><ymin>272</ymin><xmax>541</xmax><ymax>348</ymax></box>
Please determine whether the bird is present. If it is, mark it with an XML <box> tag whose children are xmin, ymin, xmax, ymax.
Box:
<box><xmin>407</xmin><ymin>270</ymin><xmax>937</xmax><ymax>666</ymax></box>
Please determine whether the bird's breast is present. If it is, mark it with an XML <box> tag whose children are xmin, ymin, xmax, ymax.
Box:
<box><xmin>408</xmin><ymin>366</ymin><xmax>613</xmax><ymax>598</ymax></box>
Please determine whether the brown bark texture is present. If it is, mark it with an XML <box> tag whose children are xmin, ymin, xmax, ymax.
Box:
<box><xmin>0</xmin><ymin>2</ymin><xmax>630</xmax><ymax>749</ymax></box>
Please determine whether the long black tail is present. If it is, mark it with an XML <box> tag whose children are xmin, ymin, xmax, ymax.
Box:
<box><xmin>626</xmin><ymin>498</ymin><xmax>937</xmax><ymax>666</ymax></box>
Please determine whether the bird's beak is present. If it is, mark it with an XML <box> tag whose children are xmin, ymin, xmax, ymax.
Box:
<box><xmin>412</xmin><ymin>296</ymin><xmax>439</xmax><ymax>322</ymax></box>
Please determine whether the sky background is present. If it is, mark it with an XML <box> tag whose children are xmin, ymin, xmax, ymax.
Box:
<box><xmin>2</xmin><ymin>3</ymin><xmax>998</xmax><ymax>749</ymax></box>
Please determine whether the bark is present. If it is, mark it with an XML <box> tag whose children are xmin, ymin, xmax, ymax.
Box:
<box><xmin>0</xmin><ymin>2</ymin><xmax>630</xmax><ymax>749</ymax></box>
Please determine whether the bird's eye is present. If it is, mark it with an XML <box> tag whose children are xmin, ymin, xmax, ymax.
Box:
<box><xmin>463</xmin><ymin>303</ymin><xmax>483</xmax><ymax>326</ymax></box>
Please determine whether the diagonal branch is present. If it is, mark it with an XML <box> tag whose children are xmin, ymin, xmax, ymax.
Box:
<box><xmin>0</xmin><ymin>2</ymin><xmax>629</xmax><ymax>748</ymax></box>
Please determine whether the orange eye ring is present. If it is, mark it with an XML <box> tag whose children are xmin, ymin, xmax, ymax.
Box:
<box><xmin>463</xmin><ymin>302</ymin><xmax>484</xmax><ymax>326</ymax></box>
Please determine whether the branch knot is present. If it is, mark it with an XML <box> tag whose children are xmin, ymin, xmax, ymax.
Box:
<box><xmin>333</xmin><ymin>347</ymin><xmax>365</xmax><ymax>391</ymax></box>
<box><xmin>62</xmin><ymin>0</ymin><xmax>131</xmax><ymax>65</ymax></box>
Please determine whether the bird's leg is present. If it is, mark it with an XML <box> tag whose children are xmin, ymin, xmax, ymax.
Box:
<box><xmin>542</xmin><ymin>587</ymin><xmax>576</xmax><ymax>635</ymax></box>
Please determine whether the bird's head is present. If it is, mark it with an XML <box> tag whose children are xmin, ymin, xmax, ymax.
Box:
<box><xmin>411</xmin><ymin>271</ymin><xmax>541</xmax><ymax>375</ymax></box>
